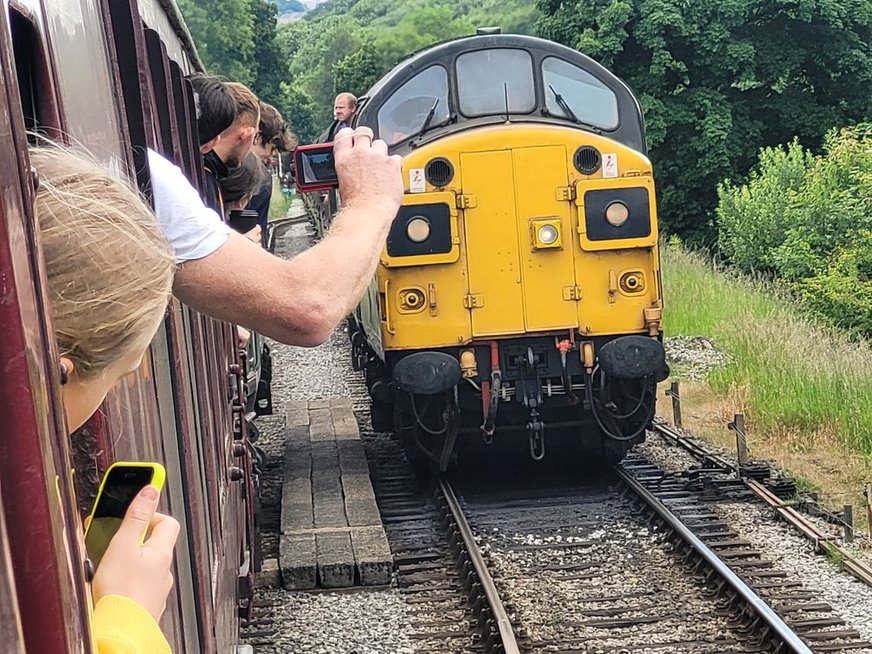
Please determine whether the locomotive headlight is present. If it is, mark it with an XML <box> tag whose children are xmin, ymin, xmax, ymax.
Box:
<box><xmin>532</xmin><ymin>219</ymin><xmax>562</xmax><ymax>249</ymax></box>
<box><xmin>538</xmin><ymin>224</ymin><xmax>559</xmax><ymax>244</ymax></box>
<box><xmin>605</xmin><ymin>201</ymin><xmax>630</xmax><ymax>227</ymax></box>
<box><xmin>406</xmin><ymin>216</ymin><xmax>431</xmax><ymax>243</ymax></box>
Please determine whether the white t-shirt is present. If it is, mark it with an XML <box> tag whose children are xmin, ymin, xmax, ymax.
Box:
<box><xmin>147</xmin><ymin>148</ymin><xmax>230</xmax><ymax>263</ymax></box>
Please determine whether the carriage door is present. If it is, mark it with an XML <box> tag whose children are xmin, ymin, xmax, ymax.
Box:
<box><xmin>461</xmin><ymin>145</ymin><xmax>578</xmax><ymax>337</ymax></box>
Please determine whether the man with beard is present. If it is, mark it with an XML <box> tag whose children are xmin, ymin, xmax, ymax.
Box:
<box><xmin>202</xmin><ymin>81</ymin><xmax>261</xmax><ymax>217</ymax></box>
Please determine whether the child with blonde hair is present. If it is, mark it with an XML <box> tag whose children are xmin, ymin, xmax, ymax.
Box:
<box><xmin>31</xmin><ymin>146</ymin><xmax>179</xmax><ymax>654</ymax></box>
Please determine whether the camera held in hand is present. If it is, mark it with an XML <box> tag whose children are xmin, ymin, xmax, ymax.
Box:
<box><xmin>292</xmin><ymin>143</ymin><xmax>338</xmax><ymax>192</ymax></box>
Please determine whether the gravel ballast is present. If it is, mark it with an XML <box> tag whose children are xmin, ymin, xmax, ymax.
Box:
<box><xmin>243</xmin><ymin>210</ymin><xmax>872</xmax><ymax>653</ymax></box>
<box><xmin>243</xmin><ymin>217</ymin><xmax>415</xmax><ymax>653</ymax></box>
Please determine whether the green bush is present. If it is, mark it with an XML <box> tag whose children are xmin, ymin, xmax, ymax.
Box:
<box><xmin>716</xmin><ymin>123</ymin><xmax>872</xmax><ymax>336</ymax></box>
<box><xmin>796</xmin><ymin>230</ymin><xmax>872</xmax><ymax>338</ymax></box>
<box><xmin>716</xmin><ymin>141</ymin><xmax>811</xmax><ymax>273</ymax></box>
<box><xmin>774</xmin><ymin>125</ymin><xmax>872</xmax><ymax>281</ymax></box>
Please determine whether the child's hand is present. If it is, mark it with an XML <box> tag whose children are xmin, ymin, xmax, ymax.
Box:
<box><xmin>91</xmin><ymin>485</ymin><xmax>180</xmax><ymax>621</ymax></box>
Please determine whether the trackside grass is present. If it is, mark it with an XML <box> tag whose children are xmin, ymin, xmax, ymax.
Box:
<box><xmin>661</xmin><ymin>245</ymin><xmax>872</xmax><ymax>461</ymax></box>
<box><xmin>268</xmin><ymin>175</ymin><xmax>295</xmax><ymax>221</ymax></box>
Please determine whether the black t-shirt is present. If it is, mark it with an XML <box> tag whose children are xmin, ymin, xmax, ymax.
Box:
<box><xmin>248</xmin><ymin>163</ymin><xmax>273</xmax><ymax>230</ymax></box>
<box><xmin>203</xmin><ymin>150</ymin><xmax>229</xmax><ymax>218</ymax></box>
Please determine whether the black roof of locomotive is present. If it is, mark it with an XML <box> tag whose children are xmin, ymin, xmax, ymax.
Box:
<box><xmin>355</xmin><ymin>33</ymin><xmax>648</xmax><ymax>155</ymax></box>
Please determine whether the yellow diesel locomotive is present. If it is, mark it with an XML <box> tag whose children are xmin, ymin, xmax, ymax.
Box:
<box><xmin>348</xmin><ymin>32</ymin><xmax>667</xmax><ymax>469</ymax></box>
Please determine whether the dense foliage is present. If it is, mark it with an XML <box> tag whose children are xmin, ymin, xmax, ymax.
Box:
<box><xmin>717</xmin><ymin>124</ymin><xmax>872</xmax><ymax>337</ymax></box>
<box><xmin>536</xmin><ymin>0</ymin><xmax>872</xmax><ymax>245</ymax></box>
<box><xmin>275</xmin><ymin>0</ymin><xmax>538</xmax><ymax>141</ymax></box>
<box><xmin>177</xmin><ymin>0</ymin><xmax>284</xmax><ymax>105</ymax></box>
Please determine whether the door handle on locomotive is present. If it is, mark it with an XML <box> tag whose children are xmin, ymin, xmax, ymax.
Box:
<box><xmin>383</xmin><ymin>279</ymin><xmax>395</xmax><ymax>335</ymax></box>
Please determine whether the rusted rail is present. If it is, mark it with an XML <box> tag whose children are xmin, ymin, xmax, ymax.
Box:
<box><xmin>615</xmin><ymin>464</ymin><xmax>813</xmax><ymax>654</ymax></box>
<box><xmin>653</xmin><ymin>419</ymin><xmax>872</xmax><ymax>589</ymax></box>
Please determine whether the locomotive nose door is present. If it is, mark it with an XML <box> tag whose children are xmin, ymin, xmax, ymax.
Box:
<box><xmin>460</xmin><ymin>150</ymin><xmax>525</xmax><ymax>337</ymax></box>
<box><xmin>460</xmin><ymin>145</ymin><xmax>578</xmax><ymax>337</ymax></box>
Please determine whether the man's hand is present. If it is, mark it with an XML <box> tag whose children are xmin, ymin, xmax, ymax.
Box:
<box><xmin>237</xmin><ymin>325</ymin><xmax>251</xmax><ymax>347</ymax></box>
<box><xmin>173</xmin><ymin>128</ymin><xmax>405</xmax><ymax>347</ymax></box>
<box><xmin>91</xmin><ymin>485</ymin><xmax>180</xmax><ymax>621</ymax></box>
<box><xmin>333</xmin><ymin>127</ymin><xmax>403</xmax><ymax>219</ymax></box>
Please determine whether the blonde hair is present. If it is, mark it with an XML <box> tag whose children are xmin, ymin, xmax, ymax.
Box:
<box><xmin>225</xmin><ymin>82</ymin><xmax>261</xmax><ymax>128</ymax></box>
<box><xmin>334</xmin><ymin>92</ymin><xmax>357</xmax><ymax>110</ymax></box>
<box><xmin>30</xmin><ymin>147</ymin><xmax>175</xmax><ymax>378</ymax></box>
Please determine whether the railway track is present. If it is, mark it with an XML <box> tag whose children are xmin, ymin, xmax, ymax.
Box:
<box><xmin>370</xmin><ymin>433</ymin><xmax>872</xmax><ymax>653</ymax></box>
<box><xmin>650</xmin><ymin>419</ymin><xmax>872</xmax><ymax>590</ymax></box>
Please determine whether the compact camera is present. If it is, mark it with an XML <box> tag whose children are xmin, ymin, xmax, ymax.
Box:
<box><xmin>292</xmin><ymin>143</ymin><xmax>338</xmax><ymax>192</ymax></box>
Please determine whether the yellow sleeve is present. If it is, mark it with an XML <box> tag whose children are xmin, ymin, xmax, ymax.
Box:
<box><xmin>92</xmin><ymin>595</ymin><xmax>172</xmax><ymax>654</ymax></box>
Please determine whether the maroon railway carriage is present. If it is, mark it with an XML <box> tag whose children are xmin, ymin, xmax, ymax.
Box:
<box><xmin>0</xmin><ymin>1</ymin><xmax>255</xmax><ymax>652</ymax></box>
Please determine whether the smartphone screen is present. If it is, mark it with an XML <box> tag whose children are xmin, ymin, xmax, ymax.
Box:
<box><xmin>84</xmin><ymin>466</ymin><xmax>156</xmax><ymax>569</ymax></box>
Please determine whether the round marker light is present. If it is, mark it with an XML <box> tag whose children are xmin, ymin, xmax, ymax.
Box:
<box><xmin>605</xmin><ymin>201</ymin><xmax>630</xmax><ymax>227</ymax></box>
<box><xmin>406</xmin><ymin>217</ymin><xmax>431</xmax><ymax>243</ymax></box>
<box><xmin>537</xmin><ymin>224</ymin><xmax>559</xmax><ymax>245</ymax></box>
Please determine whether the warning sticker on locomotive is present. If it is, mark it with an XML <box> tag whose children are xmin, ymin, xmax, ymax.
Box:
<box><xmin>603</xmin><ymin>153</ymin><xmax>618</xmax><ymax>178</ymax></box>
<box><xmin>410</xmin><ymin>168</ymin><xmax>426</xmax><ymax>193</ymax></box>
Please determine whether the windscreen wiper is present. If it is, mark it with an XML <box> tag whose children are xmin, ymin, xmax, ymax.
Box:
<box><xmin>549</xmin><ymin>84</ymin><xmax>580</xmax><ymax>124</ymax></box>
<box><xmin>414</xmin><ymin>98</ymin><xmax>440</xmax><ymax>139</ymax></box>
<box><xmin>544</xmin><ymin>85</ymin><xmax>603</xmax><ymax>134</ymax></box>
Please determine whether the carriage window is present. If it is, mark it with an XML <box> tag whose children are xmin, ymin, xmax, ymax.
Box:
<box><xmin>456</xmin><ymin>49</ymin><xmax>535</xmax><ymax>117</ymax></box>
<box><xmin>11</xmin><ymin>9</ymin><xmax>60</xmax><ymax>141</ymax></box>
<box><xmin>377</xmin><ymin>66</ymin><xmax>450</xmax><ymax>146</ymax></box>
<box><xmin>542</xmin><ymin>57</ymin><xmax>619</xmax><ymax>130</ymax></box>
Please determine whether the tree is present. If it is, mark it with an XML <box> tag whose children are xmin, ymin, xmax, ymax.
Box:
<box><xmin>285</xmin><ymin>15</ymin><xmax>366</xmax><ymax>128</ymax></box>
<box><xmin>536</xmin><ymin>0</ymin><xmax>872</xmax><ymax>245</ymax></box>
<box><xmin>334</xmin><ymin>45</ymin><xmax>386</xmax><ymax>98</ymax></box>
<box><xmin>277</xmin><ymin>83</ymin><xmax>318</xmax><ymax>143</ymax></box>
<box><xmin>177</xmin><ymin>0</ymin><xmax>256</xmax><ymax>84</ymax></box>
<box><xmin>251</xmin><ymin>0</ymin><xmax>284</xmax><ymax>104</ymax></box>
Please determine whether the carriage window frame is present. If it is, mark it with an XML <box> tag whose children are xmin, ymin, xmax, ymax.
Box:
<box><xmin>541</xmin><ymin>56</ymin><xmax>620</xmax><ymax>131</ymax></box>
<box><xmin>377</xmin><ymin>64</ymin><xmax>451</xmax><ymax>147</ymax></box>
<box><xmin>455</xmin><ymin>48</ymin><xmax>537</xmax><ymax>119</ymax></box>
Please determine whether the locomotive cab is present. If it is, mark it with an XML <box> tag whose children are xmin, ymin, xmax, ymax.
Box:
<box><xmin>349</xmin><ymin>34</ymin><xmax>666</xmax><ymax>469</ymax></box>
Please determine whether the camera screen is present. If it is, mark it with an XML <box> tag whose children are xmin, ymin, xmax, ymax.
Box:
<box><xmin>299</xmin><ymin>149</ymin><xmax>337</xmax><ymax>184</ymax></box>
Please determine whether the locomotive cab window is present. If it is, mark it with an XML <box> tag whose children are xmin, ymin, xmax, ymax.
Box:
<box><xmin>542</xmin><ymin>57</ymin><xmax>619</xmax><ymax>130</ymax></box>
<box><xmin>456</xmin><ymin>48</ymin><xmax>535</xmax><ymax>117</ymax></box>
<box><xmin>377</xmin><ymin>65</ymin><xmax>450</xmax><ymax>146</ymax></box>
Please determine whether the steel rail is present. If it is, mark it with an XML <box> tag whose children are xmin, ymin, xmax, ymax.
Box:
<box><xmin>439</xmin><ymin>478</ymin><xmax>521</xmax><ymax>654</ymax></box>
<box><xmin>615</xmin><ymin>465</ymin><xmax>813</xmax><ymax>654</ymax></box>
<box><xmin>653</xmin><ymin>420</ymin><xmax>872</xmax><ymax>588</ymax></box>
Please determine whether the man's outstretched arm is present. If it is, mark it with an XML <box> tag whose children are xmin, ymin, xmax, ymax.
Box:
<box><xmin>173</xmin><ymin>127</ymin><xmax>403</xmax><ymax>346</ymax></box>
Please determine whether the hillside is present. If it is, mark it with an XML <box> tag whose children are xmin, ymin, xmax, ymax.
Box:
<box><xmin>273</xmin><ymin>0</ymin><xmax>324</xmax><ymax>19</ymax></box>
<box><xmin>303</xmin><ymin>0</ymin><xmax>537</xmax><ymax>33</ymax></box>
